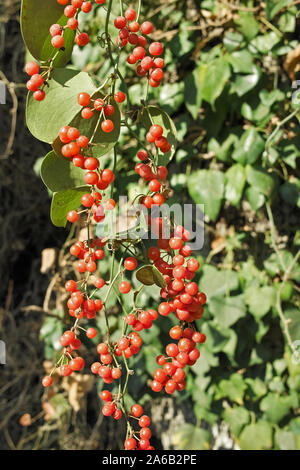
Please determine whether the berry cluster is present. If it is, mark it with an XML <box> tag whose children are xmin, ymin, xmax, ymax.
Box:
<box><xmin>77</xmin><ymin>91</ymin><xmax>125</xmax><ymax>123</ymax></box>
<box><xmin>31</xmin><ymin>2</ymin><xmax>208</xmax><ymax>451</ymax></box>
<box><xmin>25</xmin><ymin>61</ymin><xmax>45</xmax><ymax>101</ymax></box>
<box><xmin>52</xmin><ymin>0</ymin><xmax>94</xmax><ymax>49</ymax></box>
<box><xmin>113</xmin><ymin>8</ymin><xmax>164</xmax><ymax>88</ymax></box>
<box><xmin>151</xmin><ymin>326</ymin><xmax>206</xmax><ymax>394</ymax></box>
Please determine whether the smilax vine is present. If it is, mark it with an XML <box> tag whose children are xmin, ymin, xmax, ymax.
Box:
<box><xmin>21</xmin><ymin>0</ymin><xmax>207</xmax><ymax>450</ymax></box>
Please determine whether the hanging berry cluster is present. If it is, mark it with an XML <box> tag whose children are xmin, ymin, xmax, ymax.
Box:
<box><xmin>22</xmin><ymin>0</ymin><xmax>207</xmax><ymax>451</ymax></box>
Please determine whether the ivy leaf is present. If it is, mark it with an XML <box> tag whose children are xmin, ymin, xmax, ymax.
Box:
<box><xmin>187</xmin><ymin>169</ymin><xmax>224</xmax><ymax>221</ymax></box>
<box><xmin>184</xmin><ymin>63</ymin><xmax>207</xmax><ymax>119</ymax></box>
<box><xmin>202</xmin><ymin>57</ymin><xmax>231</xmax><ymax>107</ymax></box>
<box><xmin>51</xmin><ymin>188</ymin><xmax>86</xmax><ymax>227</ymax></box>
<box><xmin>232</xmin><ymin>65</ymin><xmax>261</xmax><ymax>97</ymax></box>
<box><xmin>246</xmin><ymin>165</ymin><xmax>278</xmax><ymax>197</ymax></box>
<box><xmin>40</xmin><ymin>151</ymin><xmax>86</xmax><ymax>192</ymax></box>
<box><xmin>232</xmin><ymin>128</ymin><xmax>265</xmax><ymax>165</ymax></box>
<box><xmin>234</xmin><ymin>12</ymin><xmax>260</xmax><ymax>41</ymax></box>
<box><xmin>225</xmin><ymin>164</ymin><xmax>246</xmax><ymax>206</ymax></box>
<box><xmin>260</xmin><ymin>392</ymin><xmax>298</xmax><ymax>424</ymax></box>
<box><xmin>172</xmin><ymin>424</ymin><xmax>212</xmax><ymax>450</ymax></box>
<box><xmin>21</xmin><ymin>0</ymin><xmax>75</xmax><ymax>67</ymax></box>
<box><xmin>216</xmin><ymin>373</ymin><xmax>247</xmax><ymax>405</ymax></box>
<box><xmin>26</xmin><ymin>68</ymin><xmax>96</xmax><ymax>143</ymax></box>
<box><xmin>245</xmin><ymin>186</ymin><xmax>265</xmax><ymax>210</ymax></box>
<box><xmin>245</xmin><ymin>285</ymin><xmax>276</xmax><ymax>319</ymax></box>
<box><xmin>279</xmin><ymin>178</ymin><xmax>300</xmax><ymax>208</ymax></box>
<box><xmin>199</xmin><ymin>265</ymin><xmax>239</xmax><ymax>299</ymax></box>
<box><xmin>223</xmin><ymin>406</ymin><xmax>250</xmax><ymax>436</ymax></box>
<box><xmin>266</xmin><ymin>0</ymin><xmax>290</xmax><ymax>20</ymax></box>
<box><xmin>139</xmin><ymin>106</ymin><xmax>177</xmax><ymax>166</ymax></box>
<box><xmin>238</xmin><ymin>421</ymin><xmax>273</xmax><ymax>450</ymax></box>
<box><xmin>209</xmin><ymin>294</ymin><xmax>246</xmax><ymax>328</ymax></box>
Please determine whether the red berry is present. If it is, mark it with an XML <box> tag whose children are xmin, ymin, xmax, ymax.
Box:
<box><xmin>77</xmin><ymin>92</ymin><xmax>90</xmax><ymax>106</ymax></box>
<box><xmin>131</xmin><ymin>404</ymin><xmax>143</xmax><ymax>417</ymax></box>
<box><xmin>25</xmin><ymin>61</ymin><xmax>39</xmax><ymax>76</ymax></box>
<box><xmin>101</xmin><ymin>119</ymin><xmax>114</xmax><ymax>133</ymax></box>
<box><xmin>124</xmin><ymin>257</ymin><xmax>138</xmax><ymax>271</ymax></box>
<box><xmin>42</xmin><ymin>376</ymin><xmax>53</xmax><ymax>387</ymax></box>
<box><xmin>119</xmin><ymin>281</ymin><xmax>131</xmax><ymax>294</ymax></box>
<box><xmin>140</xmin><ymin>21</ymin><xmax>153</xmax><ymax>35</ymax></box>
<box><xmin>114</xmin><ymin>91</ymin><xmax>126</xmax><ymax>103</ymax></box>
<box><xmin>149</xmin><ymin>42</ymin><xmax>163</xmax><ymax>56</ymax></box>
<box><xmin>67</xmin><ymin>211</ymin><xmax>79</xmax><ymax>223</ymax></box>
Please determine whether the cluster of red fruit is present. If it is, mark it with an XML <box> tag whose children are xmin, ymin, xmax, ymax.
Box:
<box><xmin>151</xmin><ymin>326</ymin><xmax>206</xmax><ymax>394</ymax></box>
<box><xmin>146</xmin><ymin>124</ymin><xmax>171</xmax><ymax>154</ymax></box>
<box><xmin>42</xmin><ymin>325</ymin><xmax>99</xmax><ymax>386</ymax></box>
<box><xmin>67</xmin><ymin>239</ymin><xmax>106</xmax><ymax>275</ymax></box>
<box><xmin>77</xmin><ymin>90</ymin><xmax>125</xmax><ymax>123</ymax></box>
<box><xmin>25</xmin><ymin>61</ymin><xmax>46</xmax><ymax>101</ymax></box>
<box><xmin>100</xmin><ymin>396</ymin><xmax>153</xmax><ymax>450</ymax></box>
<box><xmin>113</xmin><ymin>8</ymin><xmax>164</xmax><ymax>88</ymax></box>
<box><xmin>53</xmin><ymin>0</ymin><xmax>99</xmax><ymax>49</ymax></box>
<box><xmin>65</xmin><ymin>276</ymin><xmax>104</xmax><ymax>317</ymax></box>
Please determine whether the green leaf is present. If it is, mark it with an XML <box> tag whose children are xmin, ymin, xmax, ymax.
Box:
<box><xmin>209</xmin><ymin>295</ymin><xmax>246</xmax><ymax>328</ymax></box>
<box><xmin>266</xmin><ymin>0</ymin><xmax>290</xmax><ymax>20</ymax></box>
<box><xmin>187</xmin><ymin>169</ymin><xmax>224</xmax><ymax>221</ymax></box>
<box><xmin>26</xmin><ymin>68</ymin><xmax>96</xmax><ymax>143</ymax></box>
<box><xmin>238</xmin><ymin>421</ymin><xmax>273</xmax><ymax>450</ymax></box>
<box><xmin>225</xmin><ymin>164</ymin><xmax>246</xmax><ymax>206</ymax></box>
<box><xmin>136</xmin><ymin>265</ymin><xmax>155</xmax><ymax>286</ymax></box>
<box><xmin>51</xmin><ymin>188</ymin><xmax>86</xmax><ymax>227</ymax></box>
<box><xmin>159</xmin><ymin>82</ymin><xmax>184</xmax><ymax>114</ymax></box>
<box><xmin>152</xmin><ymin>266</ymin><xmax>167</xmax><ymax>289</ymax></box>
<box><xmin>245</xmin><ymin>378</ymin><xmax>267</xmax><ymax>400</ymax></box>
<box><xmin>229</xmin><ymin>50</ymin><xmax>254</xmax><ymax>74</ymax></box>
<box><xmin>184</xmin><ymin>63</ymin><xmax>207</xmax><ymax>119</ymax></box>
<box><xmin>232</xmin><ymin>128</ymin><xmax>265</xmax><ymax>165</ymax></box>
<box><xmin>223</xmin><ymin>406</ymin><xmax>250</xmax><ymax>436</ymax></box>
<box><xmin>232</xmin><ymin>65</ymin><xmax>261</xmax><ymax>97</ymax></box>
<box><xmin>208</xmin><ymin>133</ymin><xmax>239</xmax><ymax>163</ymax></box>
<box><xmin>21</xmin><ymin>0</ymin><xmax>75</xmax><ymax>67</ymax></box>
<box><xmin>260</xmin><ymin>392</ymin><xmax>298</xmax><ymax>424</ymax></box>
<box><xmin>234</xmin><ymin>12</ymin><xmax>260</xmax><ymax>41</ymax></box>
<box><xmin>223</xmin><ymin>32</ymin><xmax>244</xmax><ymax>52</ymax></box>
<box><xmin>53</xmin><ymin>94</ymin><xmax>121</xmax><ymax>159</ymax></box>
<box><xmin>199</xmin><ymin>265</ymin><xmax>239</xmax><ymax>299</ymax></box>
<box><xmin>216</xmin><ymin>373</ymin><xmax>247</xmax><ymax>405</ymax></box>
<box><xmin>246</xmin><ymin>165</ymin><xmax>278</xmax><ymax>197</ymax></box>
<box><xmin>40</xmin><ymin>151</ymin><xmax>86</xmax><ymax>192</ymax></box>
<box><xmin>202</xmin><ymin>57</ymin><xmax>231</xmax><ymax>107</ymax></box>
<box><xmin>245</xmin><ymin>186</ymin><xmax>265</xmax><ymax>210</ymax></box>
<box><xmin>284</xmin><ymin>308</ymin><xmax>300</xmax><ymax>343</ymax></box>
<box><xmin>278</xmin><ymin>11</ymin><xmax>296</xmax><ymax>33</ymax></box>
<box><xmin>139</xmin><ymin>106</ymin><xmax>177</xmax><ymax>166</ymax></box>
<box><xmin>275</xmin><ymin>430</ymin><xmax>300</xmax><ymax>450</ymax></box>
<box><xmin>245</xmin><ymin>285</ymin><xmax>276</xmax><ymax>319</ymax></box>
<box><xmin>250</xmin><ymin>32</ymin><xmax>281</xmax><ymax>54</ymax></box>
<box><xmin>279</xmin><ymin>178</ymin><xmax>300</xmax><ymax>208</ymax></box>
<box><xmin>172</xmin><ymin>424</ymin><xmax>212</xmax><ymax>450</ymax></box>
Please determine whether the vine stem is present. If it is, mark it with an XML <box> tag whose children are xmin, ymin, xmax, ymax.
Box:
<box><xmin>266</xmin><ymin>202</ymin><xmax>300</xmax><ymax>354</ymax></box>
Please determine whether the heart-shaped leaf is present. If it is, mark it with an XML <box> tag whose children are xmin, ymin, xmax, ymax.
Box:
<box><xmin>26</xmin><ymin>68</ymin><xmax>96</xmax><ymax>143</ymax></box>
<box><xmin>51</xmin><ymin>188</ymin><xmax>86</xmax><ymax>227</ymax></box>
<box><xmin>40</xmin><ymin>151</ymin><xmax>86</xmax><ymax>192</ymax></box>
